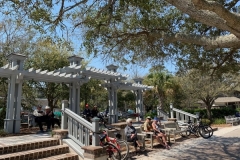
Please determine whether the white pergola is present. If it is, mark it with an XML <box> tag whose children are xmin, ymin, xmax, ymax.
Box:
<box><xmin>0</xmin><ymin>53</ymin><xmax>152</xmax><ymax>133</ymax></box>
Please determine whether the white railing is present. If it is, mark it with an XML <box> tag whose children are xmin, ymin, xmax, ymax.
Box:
<box><xmin>173</xmin><ymin>108</ymin><xmax>198</xmax><ymax>123</ymax></box>
<box><xmin>170</xmin><ymin>103</ymin><xmax>198</xmax><ymax>124</ymax></box>
<box><xmin>61</xmin><ymin>100</ymin><xmax>100</xmax><ymax>146</ymax></box>
<box><xmin>157</xmin><ymin>109</ymin><xmax>169</xmax><ymax>120</ymax></box>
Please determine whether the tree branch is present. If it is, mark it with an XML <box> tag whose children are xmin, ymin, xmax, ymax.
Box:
<box><xmin>162</xmin><ymin>33</ymin><xmax>240</xmax><ymax>50</ymax></box>
<box><xmin>165</xmin><ymin>0</ymin><xmax>240</xmax><ymax>38</ymax></box>
<box><xmin>192</xmin><ymin>0</ymin><xmax>240</xmax><ymax>34</ymax></box>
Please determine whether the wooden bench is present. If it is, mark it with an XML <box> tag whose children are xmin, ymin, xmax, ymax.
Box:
<box><xmin>139</xmin><ymin>124</ymin><xmax>158</xmax><ymax>149</ymax></box>
<box><xmin>163</xmin><ymin>122</ymin><xmax>188</xmax><ymax>143</ymax></box>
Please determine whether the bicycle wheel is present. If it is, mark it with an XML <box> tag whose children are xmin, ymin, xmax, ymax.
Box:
<box><xmin>206</xmin><ymin>125</ymin><xmax>213</xmax><ymax>137</ymax></box>
<box><xmin>186</xmin><ymin>126</ymin><xmax>192</xmax><ymax>136</ymax></box>
<box><xmin>198</xmin><ymin>126</ymin><xmax>210</xmax><ymax>139</ymax></box>
<box><xmin>116</xmin><ymin>139</ymin><xmax>129</xmax><ymax>160</ymax></box>
<box><xmin>107</xmin><ymin>143</ymin><xmax>121</xmax><ymax>160</ymax></box>
<box><xmin>192</xmin><ymin>126</ymin><xmax>200</xmax><ymax>137</ymax></box>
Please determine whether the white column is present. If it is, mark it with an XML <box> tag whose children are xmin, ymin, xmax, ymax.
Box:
<box><xmin>69</xmin><ymin>83</ymin><xmax>73</xmax><ymax>111</ymax></box>
<box><xmin>61</xmin><ymin>100</ymin><xmax>68</xmax><ymax>129</ymax></box>
<box><xmin>4</xmin><ymin>75</ymin><xmax>16</xmax><ymax>133</ymax></box>
<box><xmin>108</xmin><ymin>86</ymin><xmax>114</xmax><ymax>124</ymax></box>
<box><xmin>91</xmin><ymin>117</ymin><xmax>100</xmax><ymax>146</ymax></box>
<box><xmin>14</xmin><ymin>75</ymin><xmax>24</xmax><ymax>133</ymax></box>
<box><xmin>139</xmin><ymin>90</ymin><xmax>143</xmax><ymax>120</ymax></box>
<box><xmin>76</xmin><ymin>84</ymin><xmax>81</xmax><ymax>115</ymax></box>
<box><xmin>135</xmin><ymin>90</ymin><xmax>141</xmax><ymax>122</ymax></box>
<box><xmin>71</xmin><ymin>82</ymin><xmax>77</xmax><ymax>113</ymax></box>
<box><xmin>113</xmin><ymin>88</ymin><xmax>118</xmax><ymax>122</ymax></box>
<box><xmin>170</xmin><ymin>103</ymin><xmax>174</xmax><ymax>118</ymax></box>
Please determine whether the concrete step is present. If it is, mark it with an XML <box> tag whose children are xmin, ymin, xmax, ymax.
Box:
<box><xmin>0</xmin><ymin>138</ymin><xmax>59</xmax><ymax>155</ymax></box>
<box><xmin>39</xmin><ymin>153</ymin><xmax>79</xmax><ymax>160</ymax></box>
<box><xmin>0</xmin><ymin>144</ymin><xmax>69</xmax><ymax>160</ymax></box>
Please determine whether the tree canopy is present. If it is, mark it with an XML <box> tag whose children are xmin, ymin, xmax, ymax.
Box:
<box><xmin>2</xmin><ymin>0</ymin><xmax>240</xmax><ymax>73</ymax></box>
<box><xmin>177</xmin><ymin>68</ymin><xmax>238</xmax><ymax>120</ymax></box>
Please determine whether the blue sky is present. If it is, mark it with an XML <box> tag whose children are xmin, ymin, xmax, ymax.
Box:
<box><xmin>87</xmin><ymin>57</ymin><xmax>177</xmax><ymax>77</ymax></box>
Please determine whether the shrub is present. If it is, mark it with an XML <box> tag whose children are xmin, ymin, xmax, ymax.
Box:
<box><xmin>183</xmin><ymin>108</ymin><xmax>236</xmax><ymax>119</ymax></box>
<box><xmin>201</xmin><ymin>118</ymin><xmax>211</xmax><ymax>125</ymax></box>
<box><xmin>212</xmin><ymin>118</ymin><xmax>226</xmax><ymax>124</ymax></box>
<box><xmin>0</xmin><ymin>129</ymin><xmax>7</xmax><ymax>137</ymax></box>
<box><xmin>145</xmin><ymin>111</ymin><xmax>157</xmax><ymax>119</ymax></box>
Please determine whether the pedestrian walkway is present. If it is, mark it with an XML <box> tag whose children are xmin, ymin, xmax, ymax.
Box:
<box><xmin>0</xmin><ymin>133</ymin><xmax>52</xmax><ymax>146</ymax></box>
<box><xmin>132</xmin><ymin>125</ymin><xmax>240</xmax><ymax>160</ymax></box>
<box><xmin>1</xmin><ymin>125</ymin><xmax>240</xmax><ymax>160</ymax></box>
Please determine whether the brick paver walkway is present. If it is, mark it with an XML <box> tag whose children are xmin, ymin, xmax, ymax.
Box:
<box><xmin>131</xmin><ymin>126</ymin><xmax>240</xmax><ymax>160</ymax></box>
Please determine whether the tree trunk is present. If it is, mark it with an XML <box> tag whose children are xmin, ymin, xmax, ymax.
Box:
<box><xmin>206</xmin><ymin>105</ymin><xmax>212</xmax><ymax>121</ymax></box>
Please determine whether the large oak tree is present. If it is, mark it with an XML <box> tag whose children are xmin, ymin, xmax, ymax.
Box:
<box><xmin>2</xmin><ymin>1</ymin><xmax>240</xmax><ymax>73</ymax></box>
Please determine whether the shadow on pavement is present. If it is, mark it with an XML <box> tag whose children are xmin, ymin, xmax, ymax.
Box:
<box><xmin>154</xmin><ymin>136</ymin><xmax>240</xmax><ymax>160</ymax></box>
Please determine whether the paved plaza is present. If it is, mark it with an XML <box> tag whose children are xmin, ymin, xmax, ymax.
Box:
<box><xmin>0</xmin><ymin>125</ymin><xmax>240</xmax><ymax>160</ymax></box>
<box><xmin>132</xmin><ymin>125</ymin><xmax>240</xmax><ymax>160</ymax></box>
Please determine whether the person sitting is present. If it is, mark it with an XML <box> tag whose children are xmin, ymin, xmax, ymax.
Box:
<box><xmin>143</xmin><ymin>116</ymin><xmax>153</xmax><ymax>132</ymax></box>
<box><xmin>152</xmin><ymin>117</ymin><xmax>170</xmax><ymax>149</ymax></box>
<box><xmin>45</xmin><ymin>106</ymin><xmax>61</xmax><ymax>130</ymax></box>
<box><xmin>91</xmin><ymin>105</ymin><xmax>99</xmax><ymax>118</ymax></box>
<box><xmin>124</xmin><ymin>118</ymin><xmax>144</xmax><ymax>155</ymax></box>
<box><xmin>33</xmin><ymin>105</ymin><xmax>46</xmax><ymax>133</ymax></box>
<box><xmin>83</xmin><ymin>104</ymin><xmax>91</xmax><ymax>121</ymax></box>
<box><xmin>43</xmin><ymin>106</ymin><xmax>54</xmax><ymax>132</ymax></box>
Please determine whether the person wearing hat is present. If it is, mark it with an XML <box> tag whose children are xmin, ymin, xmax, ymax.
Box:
<box><xmin>83</xmin><ymin>104</ymin><xmax>91</xmax><ymax>122</ymax></box>
<box><xmin>152</xmin><ymin>117</ymin><xmax>170</xmax><ymax>149</ymax></box>
<box><xmin>33</xmin><ymin>105</ymin><xmax>46</xmax><ymax>133</ymax></box>
<box><xmin>143</xmin><ymin>116</ymin><xmax>153</xmax><ymax>132</ymax></box>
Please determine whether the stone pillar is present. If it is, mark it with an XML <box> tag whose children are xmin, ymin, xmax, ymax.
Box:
<box><xmin>4</xmin><ymin>53</ymin><xmax>26</xmax><ymax>133</ymax></box>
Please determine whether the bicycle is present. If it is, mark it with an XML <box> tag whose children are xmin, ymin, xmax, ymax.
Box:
<box><xmin>186</xmin><ymin>118</ymin><xmax>213</xmax><ymax>139</ymax></box>
<box><xmin>97</xmin><ymin>130</ymin><xmax>122</xmax><ymax>160</ymax></box>
<box><xmin>95</xmin><ymin>130</ymin><xmax>129</xmax><ymax>160</ymax></box>
<box><xmin>113</xmin><ymin>131</ymin><xmax>129</xmax><ymax>160</ymax></box>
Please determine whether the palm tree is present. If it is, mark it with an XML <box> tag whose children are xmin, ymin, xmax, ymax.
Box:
<box><xmin>144</xmin><ymin>71</ymin><xmax>175</xmax><ymax>111</ymax></box>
